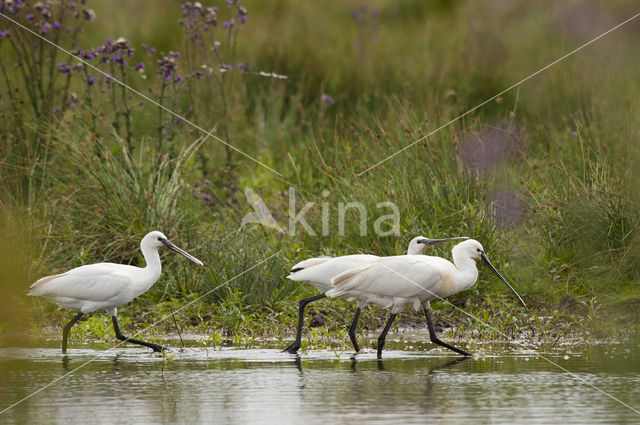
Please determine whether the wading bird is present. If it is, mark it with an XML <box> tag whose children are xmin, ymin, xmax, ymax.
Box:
<box><xmin>329</xmin><ymin>239</ymin><xmax>526</xmax><ymax>358</ymax></box>
<box><xmin>283</xmin><ymin>236</ymin><xmax>468</xmax><ymax>354</ymax></box>
<box><xmin>28</xmin><ymin>231</ymin><xmax>204</xmax><ymax>353</ymax></box>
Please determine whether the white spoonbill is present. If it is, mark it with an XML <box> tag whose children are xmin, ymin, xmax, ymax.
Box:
<box><xmin>283</xmin><ymin>236</ymin><xmax>468</xmax><ymax>354</ymax></box>
<box><xmin>28</xmin><ymin>231</ymin><xmax>204</xmax><ymax>353</ymax></box>
<box><xmin>329</xmin><ymin>239</ymin><xmax>526</xmax><ymax>358</ymax></box>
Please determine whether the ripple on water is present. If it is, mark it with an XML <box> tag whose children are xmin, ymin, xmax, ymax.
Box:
<box><xmin>1</xmin><ymin>345</ymin><xmax>639</xmax><ymax>424</ymax></box>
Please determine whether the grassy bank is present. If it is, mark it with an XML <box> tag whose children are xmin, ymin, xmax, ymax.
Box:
<box><xmin>2</xmin><ymin>0</ymin><xmax>640</xmax><ymax>346</ymax></box>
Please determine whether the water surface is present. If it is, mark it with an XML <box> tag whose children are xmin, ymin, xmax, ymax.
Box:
<box><xmin>1</xmin><ymin>340</ymin><xmax>639</xmax><ymax>424</ymax></box>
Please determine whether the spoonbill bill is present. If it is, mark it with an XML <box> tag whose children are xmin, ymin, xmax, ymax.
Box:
<box><xmin>28</xmin><ymin>231</ymin><xmax>204</xmax><ymax>353</ymax></box>
<box><xmin>329</xmin><ymin>239</ymin><xmax>525</xmax><ymax>358</ymax></box>
<box><xmin>283</xmin><ymin>236</ymin><xmax>468</xmax><ymax>354</ymax></box>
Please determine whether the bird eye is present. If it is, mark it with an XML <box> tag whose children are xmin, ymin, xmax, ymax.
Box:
<box><xmin>476</xmin><ymin>248</ymin><xmax>481</xmax><ymax>252</ymax></box>
<box><xmin>157</xmin><ymin>237</ymin><xmax>162</xmax><ymax>241</ymax></box>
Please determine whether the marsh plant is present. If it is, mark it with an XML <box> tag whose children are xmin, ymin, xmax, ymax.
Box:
<box><xmin>3</xmin><ymin>0</ymin><xmax>640</xmax><ymax>344</ymax></box>
<box><xmin>0</xmin><ymin>0</ymin><xmax>95</xmax><ymax>119</ymax></box>
<box><xmin>180</xmin><ymin>1</ymin><xmax>250</xmax><ymax>164</ymax></box>
<box><xmin>0</xmin><ymin>0</ymin><xmax>253</xmax><ymax>173</ymax></box>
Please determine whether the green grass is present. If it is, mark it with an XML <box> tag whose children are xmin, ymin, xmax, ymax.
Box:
<box><xmin>2</xmin><ymin>0</ymin><xmax>640</xmax><ymax>345</ymax></box>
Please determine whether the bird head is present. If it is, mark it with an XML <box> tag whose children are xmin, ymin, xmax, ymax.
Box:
<box><xmin>407</xmin><ymin>235</ymin><xmax>470</xmax><ymax>255</ymax></box>
<box><xmin>142</xmin><ymin>231</ymin><xmax>170</xmax><ymax>249</ymax></box>
<box><xmin>452</xmin><ymin>239</ymin><xmax>485</xmax><ymax>261</ymax></box>
<box><xmin>142</xmin><ymin>231</ymin><xmax>204</xmax><ymax>266</ymax></box>
<box><xmin>407</xmin><ymin>236</ymin><xmax>430</xmax><ymax>255</ymax></box>
<box><xmin>453</xmin><ymin>239</ymin><xmax>526</xmax><ymax>308</ymax></box>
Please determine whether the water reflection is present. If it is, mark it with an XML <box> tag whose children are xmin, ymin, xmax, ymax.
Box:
<box><xmin>1</xmin><ymin>347</ymin><xmax>639</xmax><ymax>424</ymax></box>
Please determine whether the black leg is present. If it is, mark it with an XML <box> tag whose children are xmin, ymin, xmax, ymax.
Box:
<box><xmin>422</xmin><ymin>305</ymin><xmax>471</xmax><ymax>357</ymax></box>
<box><xmin>111</xmin><ymin>316</ymin><xmax>166</xmax><ymax>352</ymax></box>
<box><xmin>377</xmin><ymin>313</ymin><xmax>397</xmax><ymax>359</ymax></box>
<box><xmin>283</xmin><ymin>294</ymin><xmax>327</xmax><ymax>354</ymax></box>
<box><xmin>348</xmin><ymin>307</ymin><xmax>362</xmax><ymax>353</ymax></box>
<box><xmin>62</xmin><ymin>312</ymin><xmax>84</xmax><ymax>354</ymax></box>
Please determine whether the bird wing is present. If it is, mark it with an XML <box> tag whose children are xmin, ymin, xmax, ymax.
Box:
<box><xmin>288</xmin><ymin>254</ymin><xmax>379</xmax><ymax>282</ymax></box>
<box><xmin>330</xmin><ymin>256</ymin><xmax>443</xmax><ymax>299</ymax></box>
<box><xmin>28</xmin><ymin>263</ymin><xmax>134</xmax><ymax>302</ymax></box>
<box><xmin>288</xmin><ymin>254</ymin><xmax>380</xmax><ymax>293</ymax></box>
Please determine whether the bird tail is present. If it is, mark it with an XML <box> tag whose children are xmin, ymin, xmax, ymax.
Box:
<box><xmin>27</xmin><ymin>273</ymin><xmax>65</xmax><ymax>296</ymax></box>
<box><xmin>286</xmin><ymin>256</ymin><xmax>332</xmax><ymax>279</ymax></box>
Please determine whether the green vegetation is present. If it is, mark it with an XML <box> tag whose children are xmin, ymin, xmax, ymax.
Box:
<box><xmin>2</xmin><ymin>0</ymin><xmax>640</xmax><ymax>349</ymax></box>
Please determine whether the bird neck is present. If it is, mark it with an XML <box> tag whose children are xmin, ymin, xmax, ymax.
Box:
<box><xmin>141</xmin><ymin>245</ymin><xmax>162</xmax><ymax>277</ymax></box>
<box><xmin>451</xmin><ymin>251</ymin><xmax>479</xmax><ymax>290</ymax></box>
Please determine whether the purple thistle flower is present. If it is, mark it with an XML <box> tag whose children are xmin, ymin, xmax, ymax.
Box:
<box><xmin>87</xmin><ymin>76</ymin><xmax>95</xmax><ymax>85</ymax></box>
<box><xmin>237</xmin><ymin>62</ymin><xmax>243</xmax><ymax>69</ymax></box>
<box><xmin>0</xmin><ymin>30</ymin><xmax>9</xmax><ymax>38</ymax></box>
<box><xmin>150</xmin><ymin>47</ymin><xmax>156</xmax><ymax>53</ymax></box>
<box><xmin>135</xmin><ymin>62</ymin><xmax>144</xmax><ymax>70</ymax></box>
<box><xmin>176</xmin><ymin>75</ymin><xmax>183</xmax><ymax>83</ymax></box>
<box><xmin>219</xmin><ymin>64</ymin><xmax>232</xmax><ymax>73</ymax></box>
<box><xmin>86</xmin><ymin>52</ymin><xmax>95</xmax><ymax>60</ymax></box>
<box><xmin>222</xmin><ymin>19</ymin><xmax>234</xmax><ymax>28</ymax></box>
<box><xmin>122</xmin><ymin>60</ymin><xmax>128</xmax><ymax>66</ymax></box>
<box><xmin>321</xmin><ymin>94</ymin><xmax>336</xmax><ymax>105</ymax></box>
<box><xmin>57</xmin><ymin>62</ymin><xmax>70</xmax><ymax>75</ymax></box>
<box><xmin>171</xmin><ymin>51</ymin><xmax>180</xmax><ymax>58</ymax></box>
<box><xmin>25</xmin><ymin>13</ymin><xmax>34</xmax><ymax>20</ymax></box>
<box><xmin>164</xmin><ymin>72</ymin><xmax>172</xmax><ymax>80</ymax></box>
<box><xmin>203</xmin><ymin>194</ymin><xmax>212</xmax><ymax>202</ymax></box>
<box><xmin>105</xmin><ymin>73</ymin><xmax>113</xmax><ymax>83</ymax></box>
<box><xmin>204</xmin><ymin>179</ymin><xmax>211</xmax><ymax>185</ymax></box>
<box><xmin>239</xmin><ymin>15</ymin><xmax>247</xmax><ymax>23</ymax></box>
<box><xmin>54</xmin><ymin>22</ymin><xmax>61</xmax><ymax>29</ymax></box>
<box><xmin>41</xmin><ymin>23</ymin><xmax>51</xmax><ymax>33</ymax></box>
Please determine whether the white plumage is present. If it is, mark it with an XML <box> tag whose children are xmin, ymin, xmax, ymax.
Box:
<box><xmin>283</xmin><ymin>236</ymin><xmax>468</xmax><ymax>354</ymax></box>
<box><xmin>287</xmin><ymin>254</ymin><xmax>378</xmax><ymax>294</ymax></box>
<box><xmin>28</xmin><ymin>231</ymin><xmax>203</xmax><ymax>353</ymax></box>
<box><xmin>30</xmin><ymin>264</ymin><xmax>157</xmax><ymax>316</ymax></box>
<box><xmin>330</xmin><ymin>246</ymin><xmax>476</xmax><ymax>314</ymax></box>
<box><xmin>328</xmin><ymin>239</ymin><xmax>526</xmax><ymax>358</ymax></box>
